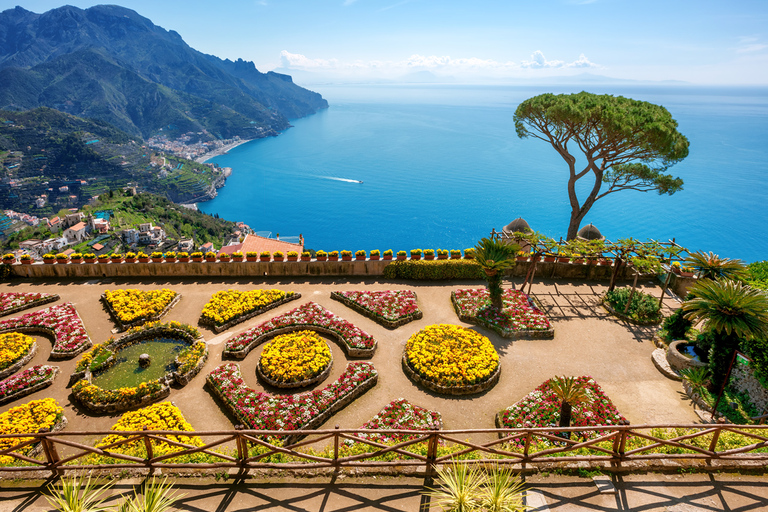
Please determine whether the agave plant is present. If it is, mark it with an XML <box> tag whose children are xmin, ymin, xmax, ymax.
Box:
<box><xmin>684</xmin><ymin>251</ymin><xmax>748</xmax><ymax>282</ymax></box>
<box><xmin>549</xmin><ymin>376</ymin><xmax>591</xmax><ymax>431</ymax></box>
<box><xmin>425</xmin><ymin>462</ymin><xmax>483</xmax><ymax>512</ymax></box>
<box><xmin>477</xmin><ymin>465</ymin><xmax>528</xmax><ymax>512</ymax></box>
<box><xmin>46</xmin><ymin>474</ymin><xmax>116</xmax><ymax>512</ymax></box>
<box><xmin>123</xmin><ymin>477</ymin><xmax>185</xmax><ymax>512</ymax></box>
<box><xmin>474</xmin><ymin>237</ymin><xmax>520</xmax><ymax>310</ymax></box>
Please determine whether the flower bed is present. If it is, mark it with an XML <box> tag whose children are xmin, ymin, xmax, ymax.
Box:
<box><xmin>495</xmin><ymin>376</ymin><xmax>626</xmax><ymax>445</ymax></box>
<box><xmin>330</xmin><ymin>290</ymin><xmax>423</xmax><ymax>328</ymax></box>
<box><xmin>0</xmin><ymin>303</ymin><xmax>92</xmax><ymax>358</ymax></box>
<box><xmin>452</xmin><ymin>288</ymin><xmax>554</xmax><ymax>339</ymax></box>
<box><xmin>199</xmin><ymin>289</ymin><xmax>300</xmax><ymax>333</ymax></box>
<box><xmin>0</xmin><ymin>332</ymin><xmax>36</xmax><ymax>376</ymax></box>
<box><xmin>0</xmin><ymin>398</ymin><xmax>65</xmax><ymax>465</ymax></box>
<box><xmin>206</xmin><ymin>361</ymin><xmax>378</xmax><ymax>445</ymax></box>
<box><xmin>348</xmin><ymin>398</ymin><xmax>442</xmax><ymax>445</ymax></box>
<box><xmin>257</xmin><ymin>331</ymin><xmax>333</xmax><ymax>388</ymax></box>
<box><xmin>0</xmin><ymin>365</ymin><xmax>59</xmax><ymax>405</ymax></box>
<box><xmin>403</xmin><ymin>324</ymin><xmax>500</xmax><ymax>395</ymax></box>
<box><xmin>0</xmin><ymin>292</ymin><xmax>59</xmax><ymax>318</ymax></box>
<box><xmin>71</xmin><ymin>322</ymin><xmax>207</xmax><ymax>412</ymax></box>
<box><xmin>102</xmin><ymin>288</ymin><xmax>181</xmax><ymax>330</ymax></box>
<box><xmin>225</xmin><ymin>301</ymin><xmax>377</xmax><ymax>358</ymax></box>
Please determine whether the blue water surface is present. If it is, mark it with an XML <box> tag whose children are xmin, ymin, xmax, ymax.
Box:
<box><xmin>199</xmin><ymin>84</ymin><xmax>768</xmax><ymax>262</ymax></box>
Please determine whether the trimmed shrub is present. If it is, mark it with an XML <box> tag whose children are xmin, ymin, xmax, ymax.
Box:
<box><xmin>383</xmin><ymin>260</ymin><xmax>484</xmax><ymax>280</ymax></box>
<box><xmin>662</xmin><ymin>309</ymin><xmax>692</xmax><ymax>340</ymax></box>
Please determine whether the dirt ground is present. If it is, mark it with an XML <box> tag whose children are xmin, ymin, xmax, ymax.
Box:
<box><xmin>0</xmin><ymin>274</ymin><xmax>699</xmax><ymax>438</ymax></box>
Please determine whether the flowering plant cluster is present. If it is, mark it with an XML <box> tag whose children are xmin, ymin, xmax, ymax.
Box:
<box><xmin>0</xmin><ymin>365</ymin><xmax>58</xmax><ymax>403</ymax></box>
<box><xmin>125</xmin><ymin>320</ymin><xmax>201</xmax><ymax>339</ymax></box>
<box><xmin>497</xmin><ymin>376</ymin><xmax>626</xmax><ymax>443</ymax></box>
<box><xmin>206</xmin><ymin>361</ymin><xmax>377</xmax><ymax>433</ymax></box>
<box><xmin>332</xmin><ymin>290</ymin><xmax>421</xmax><ymax>325</ymax></box>
<box><xmin>0</xmin><ymin>398</ymin><xmax>63</xmax><ymax>464</ymax></box>
<box><xmin>103</xmin><ymin>288</ymin><xmax>179</xmax><ymax>325</ymax></box>
<box><xmin>405</xmin><ymin>324</ymin><xmax>499</xmax><ymax>387</ymax></box>
<box><xmin>225</xmin><ymin>302</ymin><xmax>375</xmax><ymax>354</ymax></box>
<box><xmin>0</xmin><ymin>292</ymin><xmax>58</xmax><ymax>317</ymax></box>
<box><xmin>95</xmin><ymin>402</ymin><xmax>203</xmax><ymax>457</ymax></box>
<box><xmin>72</xmin><ymin>378</ymin><xmax>164</xmax><ymax>405</ymax></box>
<box><xmin>349</xmin><ymin>398</ymin><xmax>442</xmax><ymax>444</ymax></box>
<box><xmin>0</xmin><ymin>303</ymin><xmax>92</xmax><ymax>356</ymax></box>
<box><xmin>200</xmin><ymin>289</ymin><xmax>295</xmax><ymax>326</ymax></box>
<box><xmin>453</xmin><ymin>288</ymin><xmax>552</xmax><ymax>332</ymax></box>
<box><xmin>75</xmin><ymin>341</ymin><xmax>113</xmax><ymax>373</ymax></box>
<box><xmin>260</xmin><ymin>331</ymin><xmax>331</xmax><ymax>384</ymax></box>
<box><xmin>0</xmin><ymin>332</ymin><xmax>35</xmax><ymax>371</ymax></box>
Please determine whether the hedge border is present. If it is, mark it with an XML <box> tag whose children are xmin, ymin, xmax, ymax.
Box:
<box><xmin>401</xmin><ymin>353</ymin><xmax>500</xmax><ymax>396</ymax></box>
<box><xmin>330</xmin><ymin>291</ymin><xmax>423</xmax><ymax>329</ymax></box>
<box><xmin>199</xmin><ymin>292</ymin><xmax>301</xmax><ymax>333</ymax></box>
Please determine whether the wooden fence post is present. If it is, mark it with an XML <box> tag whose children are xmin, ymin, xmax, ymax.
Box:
<box><xmin>235</xmin><ymin>425</ymin><xmax>248</xmax><ymax>468</ymax></box>
<box><xmin>522</xmin><ymin>431</ymin><xmax>531</xmax><ymax>470</ymax></box>
<box><xmin>39</xmin><ymin>427</ymin><xmax>61</xmax><ymax>476</ymax></box>
<box><xmin>142</xmin><ymin>426</ymin><xmax>154</xmax><ymax>474</ymax></box>
<box><xmin>426</xmin><ymin>428</ymin><xmax>439</xmax><ymax>476</ymax></box>
<box><xmin>333</xmin><ymin>425</ymin><xmax>340</xmax><ymax>469</ymax></box>
<box><xmin>708</xmin><ymin>420</ymin><xmax>726</xmax><ymax>459</ymax></box>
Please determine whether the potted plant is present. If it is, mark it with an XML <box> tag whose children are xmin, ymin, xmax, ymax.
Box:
<box><xmin>341</xmin><ymin>250</ymin><xmax>353</xmax><ymax>261</ymax></box>
<box><xmin>410</xmin><ymin>248</ymin><xmax>422</xmax><ymax>260</ymax></box>
<box><xmin>260</xmin><ymin>251</ymin><xmax>271</xmax><ymax>262</ymax></box>
<box><xmin>2</xmin><ymin>253</ymin><xmax>15</xmax><ymax>264</ymax></box>
<box><xmin>191</xmin><ymin>251</ymin><xmax>204</xmax><ymax>262</ymax></box>
<box><xmin>178</xmin><ymin>251</ymin><xmax>190</xmax><ymax>262</ymax></box>
<box><xmin>515</xmin><ymin>250</ymin><xmax>528</xmax><ymax>262</ymax></box>
<box><xmin>316</xmin><ymin>250</ymin><xmax>328</xmax><ymax>262</ymax></box>
<box><xmin>137</xmin><ymin>251</ymin><xmax>150</xmax><ymax>263</ymax></box>
<box><xmin>232</xmin><ymin>251</ymin><xmax>244</xmax><ymax>262</ymax></box>
<box><xmin>463</xmin><ymin>248</ymin><xmax>475</xmax><ymax>260</ymax></box>
<box><xmin>205</xmin><ymin>251</ymin><xmax>217</xmax><ymax>262</ymax></box>
<box><xmin>396</xmin><ymin>250</ymin><xmax>407</xmax><ymax>261</ymax></box>
<box><xmin>56</xmin><ymin>253</ymin><xmax>69</xmax><ymax>264</ymax></box>
<box><xmin>219</xmin><ymin>252</ymin><xmax>231</xmax><ymax>262</ymax></box>
<box><xmin>165</xmin><ymin>251</ymin><xmax>177</xmax><ymax>263</ymax></box>
<box><xmin>98</xmin><ymin>254</ymin><xmax>110</xmax><ymax>263</ymax></box>
<box><xmin>600</xmin><ymin>257</ymin><xmax>613</xmax><ymax>266</ymax></box>
<box><xmin>20</xmin><ymin>254</ymin><xmax>32</xmax><ymax>265</ymax></box>
<box><xmin>328</xmin><ymin>250</ymin><xmax>339</xmax><ymax>261</ymax></box>
<box><xmin>556</xmin><ymin>249</ymin><xmax>571</xmax><ymax>263</ymax></box>
<box><xmin>370</xmin><ymin>249</ymin><xmax>381</xmax><ymax>261</ymax></box>
<box><xmin>423</xmin><ymin>249</ymin><xmax>435</xmax><ymax>260</ymax></box>
<box><xmin>450</xmin><ymin>249</ymin><xmax>461</xmax><ymax>260</ymax></box>
<box><xmin>355</xmin><ymin>250</ymin><xmax>366</xmax><ymax>261</ymax></box>
<box><xmin>43</xmin><ymin>253</ymin><xmax>56</xmax><ymax>264</ymax></box>
<box><xmin>301</xmin><ymin>251</ymin><xmax>312</xmax><ymax>262</ymax></box>
<box><xmin>124</xmin><ymin>252</ymin><xmax>137</xmax><ymax>263</ymax></box>
<box><xmin>110</xmin><ymin>253</ymin><xmax>124</xmax><ymax>263</ymax></box>
<box><xmin>83</xmin><ymin>253</ymin><xmax>97</xmax><ymax>264</ymax></box>
<box><xmin>150</xmin><ymin>251</ymin><xmax>164</xmax><ymax>263</ymax></box>
<box><xmin>69</xmin><ymin>253</ymin><xmax>83</xmax><ymax>263</ymax></box>
<box><xmin>437</xmin><ymin>249</ymin><xmax>449</xmax><ymax>260</ymax></box>
<box><xmin>246</xmin><ymin>251</ymin><xmax>259</xmax><ymax>262</ymax></box>
<box><xmin>287</xmin><ymin>251</ymin><xmax>299</xmax><ymax>262</ymax></box>
<box><xmin>273</xmin><ymin>251</ymin><xmax>285</xmax><ymax>262</ymax></box>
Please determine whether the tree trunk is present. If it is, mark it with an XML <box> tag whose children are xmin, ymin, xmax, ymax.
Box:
<box><xmin>559</xmin><ymin>401</ymin><xmax>573</xmax><ymax>439</ymax></box>
<box><xmin>487</xmin><ymin>273</ymin><xmax>503</xmax><ymax>310</ymax></box>
<box><xmin>608</xmin><ymin>257</ymin><xmax>624</xmax><ymax>292</ymax></box>
<box><xmin>624</xmin><ymin>273</ymin><xmax>639</xmax><ymax>314</ymax></box>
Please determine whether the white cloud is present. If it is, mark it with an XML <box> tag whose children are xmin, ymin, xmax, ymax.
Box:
<box><xmin>280</xmin><ymin>50</ymin><xmax>340</xmax><ymax>69</ymax></box>
<box><xmin>520</xmin><ymin>51</ymin><xmax>597</xmax><ymax>69</ymax></box>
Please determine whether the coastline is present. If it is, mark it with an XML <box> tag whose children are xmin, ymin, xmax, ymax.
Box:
<box><xmin>196</xmin><ymin>139</ymin><xmax>252</xmax><ymax>163</ymax></box>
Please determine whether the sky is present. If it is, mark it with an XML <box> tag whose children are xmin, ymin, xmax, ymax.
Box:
<box><xmin>9</xmin><ymin>0</ymin><xmax>768</xmax><ymax>84</ymax></box>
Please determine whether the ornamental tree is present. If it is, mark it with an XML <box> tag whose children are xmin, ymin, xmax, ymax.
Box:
<box><xmin>514</xmin><ymin>92</ymin><xmax>690</xmax><ymax>240</ymax></box>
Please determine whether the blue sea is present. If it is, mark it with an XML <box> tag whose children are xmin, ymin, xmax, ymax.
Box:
<box><xmin>199</xmin><ymin>84</ymin><xmax>768</xmax><ymax>262</ymax></box>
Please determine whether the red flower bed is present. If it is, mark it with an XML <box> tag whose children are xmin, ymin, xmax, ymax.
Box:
<box><xmin>452</xmin><ymin>289</ymin><xmax>552</xmax><ymax>335</ymax></box>
<box><xmin>0</xmin><ymin>365</ymin><xmax>58</xmax><ymax>404</ymax></box>
<box><xmin>349</xmin><ymin>398</ymin><xmax>442</xmax><ymax>444</ymax></box>
<box><xmin>0</xmin><ymin>292</ymin><xmax>58</xmax><ymax>317</ymax></box>
<box><xmin>331</xmin><ymin>290</ymin><xmax>422</xmax><ymax>327</ymax></box>
<box><xmin>0</xmin><ymin>303</ymin><xmax>92</xmax><ymax>357</ymax></box>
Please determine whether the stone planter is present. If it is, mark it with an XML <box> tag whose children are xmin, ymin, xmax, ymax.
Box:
<box><xmin>257</xmin><ymin>352</ymin><xmax>333</xmax><ymax>389</ymax></box>
<box><xmin>667</xmin><ymin>340</ymin><xmax>708</xmax><ymax>373</ymax></box>
<box><xmin>402</xmin><ymin>354</ymin><xmax>500</xmax><ymax>396</ymax></box>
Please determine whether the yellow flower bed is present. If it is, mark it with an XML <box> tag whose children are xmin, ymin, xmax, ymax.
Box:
<box><xmin>200</xmin><ymin>289</ymin><xmax>290</xmax><ymax>326</ymax></box>
<box><xmin>0</xmin><ymin>398</ymin><xmax>63</xmax><ymax>465</ymax></box>
<box><xmin>96</xmin><ymin>402</ymin><xmax>203</xmax><ymax>457</ymax></box>
<box><xmin>103</xmin><ymin>288</ymin><xmax>178</xmax><ymax>324</ymax></box>
<box><xmin>405</xmin><ymin>324</ymin><xmax>499</xmax><ymax>387</ymax></box>
<box><xmin>0</xmin><ymin>332</ymin><xmax>35</xmax><ymax>371</ymax></box>
<box><xmin>260</xmin><ymin>330</ymin><xmax>331</xmax><ymax>384</ymax></box>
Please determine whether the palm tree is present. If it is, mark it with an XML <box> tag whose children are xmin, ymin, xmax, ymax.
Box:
<box><xmin>549</xmin><ymin>376</ymin><xmax>591</xmax><ymax>433</ymax></box>
<box><xmin>684</xmin><ymin>251</ymin><xmax>748</xmax><ymax>282</ymax></box>
<box><xmin>682</xmin><ymin>279</ymin><xmax>768</xmax><ymax>393</ymax></box>
<box><xmin>474</xmin><ymin>237</ymin><xmax>519</xmax><ymax>310</ymax></box>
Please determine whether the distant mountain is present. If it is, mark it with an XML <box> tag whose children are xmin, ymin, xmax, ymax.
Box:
<box><xmin>0</xmin><ymin>5</ymin><xmax>328</xmax><ymax>138</ymax></box>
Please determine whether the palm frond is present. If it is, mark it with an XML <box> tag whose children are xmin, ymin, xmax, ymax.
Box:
<box><xmin>684</xmin><ymin>251</ymin><xmax>748</xmax><ymax>281</ymax></box>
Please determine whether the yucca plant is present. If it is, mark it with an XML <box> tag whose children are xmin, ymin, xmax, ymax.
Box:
<box><xmin>122</xmin><ymin>477</ymin><xmax>185</xmax><ymax>512</ymax></box>
<box><xmin>474</xmin><ymin>238</ymin><xmax>520</xmax><ymax>310</ymax></box>
<box><xmin>425</xmin><ymin>462</ymin><xmax>483</xmax><ymax>512</ymax></box>
<box><xmin>679</xmin><ymin>367</ymin><xmax>710</xmax><ymax>396</ymax></box>
<box><xmin>46</xmin><ymin>474</ymin><xmax>116</xmax><ymax>512</ymax></box>
<box><xmin>549</xmin><ymin>376</ymin><xmax>591</xmax><ymax>431</ymax></box>
<box><xmin>478</xmin><ymin>465</ymin><xmax>528</xmax><ymax>512</ymax></box>
<box><xmin>684</xmin><ymin>251</ymin><xmax>748</xmax><ymax>282</ymax></box>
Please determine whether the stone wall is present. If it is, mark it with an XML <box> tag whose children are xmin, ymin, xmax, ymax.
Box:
<box><xmin>730</xmin><ymin>357</ymin><xmax>768</xmax><ymax>415</ymax></box>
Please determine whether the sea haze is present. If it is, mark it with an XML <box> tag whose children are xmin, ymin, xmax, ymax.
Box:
<box><xmin>199</xmin><ymin>84</ymin><xmax>768</xmax><ymax>262</ymax></box>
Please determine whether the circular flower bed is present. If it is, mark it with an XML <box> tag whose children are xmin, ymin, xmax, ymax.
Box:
<box><xmin>257</xmin><ymin>330</ymin><xmax>333</xmax><ymax>388</ymax></box>
<box><xmin>403</xmin><ymin>324</ymin><xmax>500</xmax><ymax>395</ymax></box>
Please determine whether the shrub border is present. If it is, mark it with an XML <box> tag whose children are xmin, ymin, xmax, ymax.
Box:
<box><xmin>199</xmin><ymin>292</ymin><xmax>301</xmax><ymax>333</ymax></box>
<box><xmin>101</xmin><ymin>291</ymin><xmax>182</xmax><ymax>331</ymax></box>
<box><xmin>450</xmin><ymin>291</ymin><xmax>555</xmax><ymax>340</ymax></box>
<box><xmin>0</xmin><ymin>294</ymin><xmax>60</xmax><ymax>318</ymax></box>
<box><xmin>330</xmin><ymin>291</ymin><xmax>423</xmax><ymax>329</ymax></box>
<box><xmin>401</xmin><ymin>353</ymin><xmax>500</xmax><ymax>396</ymax></box>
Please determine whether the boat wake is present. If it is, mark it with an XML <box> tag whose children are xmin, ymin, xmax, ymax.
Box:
<box><xmin>317</xmin><ymin>176</ymin><xmax>363</xmax><ymax>184</ymax></box>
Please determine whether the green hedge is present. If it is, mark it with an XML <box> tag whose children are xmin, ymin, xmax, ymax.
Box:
<box><xmin>383</xmin><ymin>260</ymin><xmax>484</xmax><ymax>280</ymax></box>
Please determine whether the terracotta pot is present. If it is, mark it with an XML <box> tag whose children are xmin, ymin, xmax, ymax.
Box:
<box><xmin>192</xmin><ymin>257</ymin><xmax>203</xmax><ymax>263</ymax></box>
<box><xmin>424</xmin><ymin>254</ymin><xmax>435</xmax><ymax>260</ymax></box>
<box><xmin>220</xmin><ymin>256</ymin><xmax>231</xmax><ymax>262</ymax></box>
<box><xmin>587</xmin><ymin>259</ymin><xmax>598</xmax><ymax>265</ymax></box>
<box><xmin>56</xmin><ymin>258</ymin><xmax>68</xmax><ymax>264</ymax></box>
<box><xmin>21</xmin><ymin>259</ymin><xmax>32</xmax><ymax>265</ymax></box>
<box><xmin>438</xmin><ymin>254</ymin><xmax>449</xmax><ymax>260</ymax></box>
<box><xmin>464</xmin><ymin>255</ymin><xmax>475</xmax><ymax>260</ymax></box>
<box><xmin>316</xmin><ymin>255</ymin><xmax>328</xmax><ymax>262</ymax></box>
<box><xmin>396</xmin><ymin>255</ymin><xmax>407</xmax><ymax>261</ymax></box>
<box><xmin>371</xmin><ymin>254</ymin><xmax>381</xmax><ymax>261</ymax></box>
<box><xmin>232</xmin><ymin>256</ymin><xmax>244</xmax><ymax>262</ymax></box>
<box><xmin>355</xmin><ymin>255</ymin><xmax>366</xmax><ymax>260</ymax></box>
<box><xmin>125</xmin><ymin>258</ymin><xmax>136</xmax><ymax>263</ymax></box>
<box><xmin>246</xmin><ymin>256</ymin><xmax>258</xmax><ymax>262</ymax></box>
<box><xmin>260</xmin><ymin>256</ymin><xmax>271</xmax><ymax>262</ymax></box>
<box><xmin>557</xmin><ymin>257</ymin><xmax>570</xmax><ymax>263</ymax></box>
<box><xmin>599</xmin><ymin>258</ymin><xmax>612</xmax><ymax>266</ymax></box>
<box><xmin>205</xmin><ymin>256</ymin><xmax>217</xmax><ymax>262</ymax></box>
<box><xmin>150</xmin><ymin>257</ymin><xmax>163</xmax><ymax>262</ymax></box>
<box><xmin>138</xmin><ymin>257</ymin><xmax>150</xmax><ymax>263</ymax></box>
<box><xmin>178</xmin><ymin>257</ymin><xmax>190</xmax><ymax>263</ymax></box>
<box><xmin>341</xmin><ymin>256</ymin><xmax>352</xmax><ymax>261</ymax></box>
<box><xmin>44</xmin><ymin>259</ymin><xmax>55</xmax><ymax>264</ymax></box>
<box><xmin>681</xmin><ymin>271</ymin><xmax>694</xmax><ymax>278</ymax></box>
<box><xmin>451</xmin><ymin>254</ymin><xmax>461</xmax><ymax>259</ymax></box>
<box><xmin>84</xmin><ymin>258</ymin><xmax>96</xmax><ymax>264</ymax></box>
<box><xmin>543</xmin><ymin>256</ymin><xmax>556</xmax><ymax>263</ymax></box>
<box><xmin>273</xmin><ymin>256</ymin><xmax>284</xmax><ymax>262</ymax></box>
<box><xmin>329</xmin><ymin>256</ymin><xmax>339</xmax><ymax>261</ymax></box>
<box><xmin>287</xmin><ymin>256</ymin><xmax>298</xmax><ymax>262</ymax></box>
<box><xmin>572</xmin><ymin>258</ymin><xmax>585</xmax><ymax>265</ymax></box>
<box><xmin>484</xmin><ymin>268</ymin><xmax>498</xmax><ymax>277</ymax></box>
<box><xmin>301</xmin><ymin>256</ymin><xmax>311</xmax><ymax>261</ymax></box>
<box><xmin>111</xmin><ymin>257</ymin><xmax>123</xmax><ymax>263</ymax></box>
<box><xmin>3</xmin><ymin>258</ymin><xmax>15</xmax><ymax>265</ymax></box>
<box><xmin>516</xmin><ymin>256</ymin><xmax>527</xmax><ymax>262</ymax></box>
<box><xmin>410</xmin><ymin>254</ymin><xmax>421</xmax><ymax>260</ymax></box>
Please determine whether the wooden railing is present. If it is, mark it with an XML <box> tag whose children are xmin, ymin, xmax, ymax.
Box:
<box><xmin>2</xmin><ymin>424</ymin><xmax>767</xmax><ymax>475</ymax></box>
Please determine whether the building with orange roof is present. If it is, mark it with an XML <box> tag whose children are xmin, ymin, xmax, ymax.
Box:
<box><xmin>220</xmin><ymin>234</ymin><xmax>304</xmax><ymax>256</ymax></box>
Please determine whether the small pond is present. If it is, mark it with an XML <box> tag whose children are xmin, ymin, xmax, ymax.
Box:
<box><xmin>675</xmin><ymin>342</ymin><xmax>707</xmax><ymax>364</ymax></box>
<box><xmin>91</xmin><ymin>337</ymin><xmax>187</xmax><ymax>389</ymax></box>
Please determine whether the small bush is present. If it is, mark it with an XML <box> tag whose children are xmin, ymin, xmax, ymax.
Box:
<box><xmin>604</xmin><ymin>287</ymin><xmax>661</xmax><ymax>322</ymax></box>
<box><xmin>662</xmin><ymin>309</ymin><xmax>692</xmax><ymax>340</ymax></box>
<box><xmin>383</xmin><ymin>260</ymin><xmax>484</xmax><ymax>280</ymax></box>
